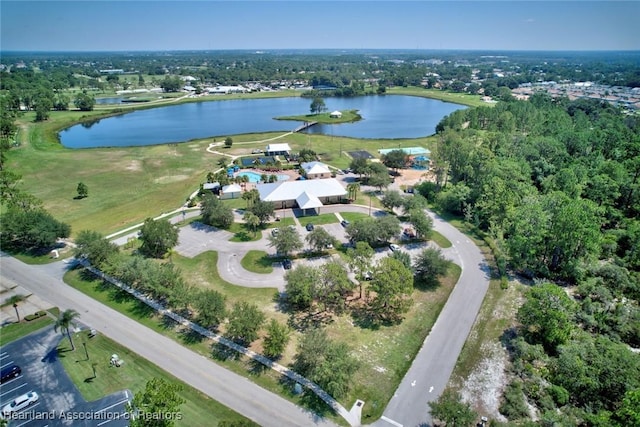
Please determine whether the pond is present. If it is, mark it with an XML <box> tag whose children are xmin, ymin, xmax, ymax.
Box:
<box><xmin>60</xmin><ymin>95</ymin><xmax>466</xmax><ymax>149</ymax></box>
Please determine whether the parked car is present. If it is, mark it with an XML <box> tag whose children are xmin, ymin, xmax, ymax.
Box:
<box><xmin>340</xmin><ymin>219</ymin><xmax>350</xmax><ymax>227</ymax></box>
<box><xmin>389</xmin><ymin>244</ymin><xmax>400</xmax><ymax>252</ymax></box>
<box><xmin>282</xmin><ymin>259</ymin><xmax>292</xmax><ymax>270</ymax></box>
<box><xmin>0</xmin><ymin>364</ymin><xmax>21</xmax><ymax>384</ymax></box>
<box><xmin>271</xmin><ymin>228</ymin><xmax>279</xmax><ymax>236</ymax></box>
<box><xmin>251</xmin><ymin>148</ymin><xmax>263</xmax><ymax>154</ymax></box>
<box><xmin>305</xmin><ymin>223</ymin><xmax>314</xmax><ymax>231</ymax></box>
<box><xmin>403</xmin><ymin>228</ymin><xmax>416</xmax><ymax>238</ymax></box>
<box><xmin>363</xmin><ymin>271</ymin><xmax>373</xmax><ymax>281</ymax></box>
<box><xmin>2</xmin><ymin>391</ymin><xmax>38</xmax><ymax>417</ymax></box>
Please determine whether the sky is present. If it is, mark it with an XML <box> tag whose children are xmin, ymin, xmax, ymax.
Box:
<box><xmin>1</xmin><ymin>1</ymin><xmax>639</xmax><ymax>52</ymax></box>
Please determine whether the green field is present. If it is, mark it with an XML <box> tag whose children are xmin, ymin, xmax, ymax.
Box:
<box><xmin>275</xmin><ymin>109</ymin><xmax>361</xmax><ymax>124</ymax></box>
<box><xmin>0</xmin><ymin>308</ymin><xmax>58</xmax><ymax>346</ymax></box>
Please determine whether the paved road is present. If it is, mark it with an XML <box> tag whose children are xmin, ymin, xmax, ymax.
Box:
<box><xmin>0</xmin><ymin>254</ymin><xmax>338</xmax><ymax>427</ymax></box>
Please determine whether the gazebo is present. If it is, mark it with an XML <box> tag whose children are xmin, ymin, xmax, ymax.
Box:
<box><xmin>329</xmin><ymin>110</ymin><xmax>342</xmax><ymax>118</ymax></box>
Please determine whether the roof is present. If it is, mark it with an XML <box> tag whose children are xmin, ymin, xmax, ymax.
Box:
<box><xmin>222</xmin><ymin>184</ymin><xmax>242</xmax><ymax>193</ymax></box>
<box><xmin>301</xmin><ymin>161</ymin><xmax>331</xmax><ymax>175</ymax></box>
<box><xmin>330</xmin><ymin>110</ymin><xmax>342</xmax><ymax>117</ymax></box>
<box><xmin>257</xmin><ymin>178</ymin><xmax>347</xmax><ymax>203</ymax></box>
<box><xmin>296</xmin><ymin>191</ymin><xmax>323</xmax><ymax>209</ymax></box>
<box><xmin>203</xmin><ymin>182</ymin><xmax>220</xmax><ymax>190</ymax></box>
<box><xmin>265</xmin><ymin>143</ymin><xmax>291</xmax><ymax>152</ymax></box>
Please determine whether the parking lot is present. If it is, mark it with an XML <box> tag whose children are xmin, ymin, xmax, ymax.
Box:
<box><xmin>0</xmin><ymin>327</ymin><xmax>130</xmax><ymax>427</ymax></box>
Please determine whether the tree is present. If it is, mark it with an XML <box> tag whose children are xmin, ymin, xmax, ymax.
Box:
<box><xmin>243</xmin><ymin>211</ymin><xmax>261</xmax><ymax>234</ymax></box>
<box><xmin>292</xmin><ymin>327</ymin><xmax>358</xmax><ymax>398</ymax></box>
<box><xmin>224</xmin><ymin>137</ymin><xmax>233</xmax><ymax>148</ymax></box>
<box><xmin>193</xmin><ymin>289</ymin><xmax>226</xmax><ymax>330</ymax></box>
<box><xmin>201</xmin><ymin>194</ymin><xmax>234</xmax><ymax>228</ymax></box>
<box><xmin>407</xmin><ymin>208</ymin><xmax>433</xmax><ymax>239</ymax></box>
<box><xmin>73</xmin><ymin>91</ymin><xmax>95</xmax><ymax>111</ymax></box>
<box><xmin>517</xmin><ymin>283</ymin><xmax>576</xmax><ymax>352</ymax></box>
<box><xmin>368</xmin><ymin>256</ymin><xmax>414</xmax><ymax>324</ymax></box>
<box><xmin>413</xmin><ymin>248</ymin><xmax>449</xmax><ymax>288</ymax></box>
<box><xmin>429</xmin><ymin>389</ymin><xmax>478</xmax><ymax>427</ymax></box>
<box><xmin>6</xmin><ymin>294</ymin><xmax>25</xmax><ymax>322</ymax></box>
<box><xmin>263</xmin><ymin>319</ymin><xmax>290</xmax><ymax>359</ymax></box>
<box><xmin>316</xmin><ymin>260</ymin><xmax>354</xmax><ymax>314</ymax></box>
<box><xmin>615</xmin><ymin>389</ymin><xmax>640</xmax><ymax>427</ymax></box>
<box><xmin>268</xmin><ymin>226</ymin><xmax>303</xmax><ymax>256</ymax></box>
<box><xmin>34</xmin><ymin>95</ymin><xmax>53</xmax><ymax>121</ymax></box>
<box><xmin>74</xmin><ymin>230</ymin><xmax>119</xmax><ymax>268</ymax></box>
<box><xmin>76</xmin><ymin>182</ymin><xmax>88</xmax><ymax>199</ymax></box>
<box><xmin>346</xmin><ymin>182</ymin><xmax>360</xmax><ymax>201</ymax></box>
<box><xmin>298</xmin><ymin>148</ymin><xmax>317</xmax><ymax>163</ymax></box>
<box><xmin>310</xmin><ymin>97</ymin><xmax>326</xmax><ymax>114</ymax></box>
<box><xmin>381</xmin><ymin>190</ymin><xmax>404</xmax><ymax>211</ymax></box>
<box><xmin>226</xmin><ymin>302</ymin><xmax>265</xmax><ymax>345</ymax></box>
<box><xmin>0</xmin><ymin>206</ymin><xmax>71</xmax><ymax>251</ymax></box>
<box><xmin>55</xmin><ymin>309</ymin><xmax>80</xmax><ymax>351</ymax></box>
<box><xmin>346</xmin><ymin>241</ymin><xmax>375</xmax><ymax>298</ymax></box>
<box><xmin>138</xmin><ymin>217</ymin><xmax>179</xmax><ymax>258</ymax></box>
<box><xmin>305</xmin><ymin>227</ymin><xmax>337</xmax><ymax>253</ymax></box>
<box><xmin>283</xmin><ymin>265</ymin><xmax>319</xmax><ymax>311</ymax></box>
<box><xmin>381</xmin><ymin>149</ymin><xmax>408</xmax><ymax>172</ymax></box>
<box><xmin>127</xmin><ymin>378</ymin><xmax>185</xmax><ymax>427</ymax></box>
<box><xmin>350</xmin><ymin>158</ymin><xmax>370</xmax><ymax>177</ymax></box>
<box><xmin>160</xmin><ymin>76</ymin><xmax>182</xmax><ymax>93</ymax></box>
<box><xmin>249</xmin><ymin>200</ymin><xmax>275</xmax><ymax>225</ymax></box>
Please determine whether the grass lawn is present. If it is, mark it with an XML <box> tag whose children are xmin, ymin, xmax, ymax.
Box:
<box><xmin>387</xmin><ymin>86</ymin><xmax>489</xmax><ymax>108</ymax></box>
<box><xmin>430</xmin><ymin>230</ymin><xmax>453</xmax><ymax>248</ymax></box>
<box><xmin>241</xmin><ymin>250</ymin><xmax>274</xmax><ymax>273</ymax></box>
<box><xmin>297</xmin><ymin>213</ymin><xmax>340</xmax><ymax>227</ymax></box>
<box><xmin>340</xmin><ymin>211</ymin><xmax>370</xmax><ymax>222</ymax></box>
<box><xmin>0</xmin><ymin>308</ymin><xmax>59</xmax><ymax>346</ymax></box>
<box><xmin>228</xmin><ymin>222</ymin><xmax>262</xmax><ymax>242</ymax></box>
<box><xmin>57</xmin><ymin>331</ymin><xmax>256</xmax><ymax>427</ymax></box>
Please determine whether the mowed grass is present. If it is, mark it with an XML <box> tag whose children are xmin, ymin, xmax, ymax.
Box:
<box><xmin>297</xmin><ymin>213</ymin><xmax>340</xmax><ymax>227</ymax></box>
<box><xmin>57</xmin><ymin>331</ymin><xmax>256</xmax><ymax>427</ymax></box>
<box><xmin>241</xmin><ymin>250</ymin><xmax>274</xmax><ymax>273</ymax></box>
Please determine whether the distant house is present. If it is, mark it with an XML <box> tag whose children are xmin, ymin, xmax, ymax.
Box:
<box><xmin>329</xmin><ymin>110</ymin><xmax>342</xmax><ymax>118</ymax></box>
<box><xmin>301</xmin><ymin>161</ymin><xmax>332</xmax><ymax>179</ymax></box>
<box><xmin>265</xmin><ymin>143</ymin><xmax>291</xmax><ymax>156</ymax></box>
<box><xmin>220</xmin><ymin>184</ymin><xmax>242</xmax><ymax>200</ymax></box>
<box><xmin>256</xmin><ymin>178</ymin><xmax>347</xmax><ymax>215</ymax></box>
<box><xmin>203</xmin><ymin>182</ymin><xmax>221</xmax><ymax>194</ymax></box>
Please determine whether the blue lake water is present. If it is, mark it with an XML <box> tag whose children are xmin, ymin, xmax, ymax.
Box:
<box><xmin>60</xmin><ymin>95</ymin><xmax>466</xmax><ymax>149</ymax></box>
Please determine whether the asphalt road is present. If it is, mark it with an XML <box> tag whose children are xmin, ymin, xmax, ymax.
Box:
<box><xmin>0</xmin><ymin>254</ymin><xmax>338</xmax><ymax>427</ymax></box>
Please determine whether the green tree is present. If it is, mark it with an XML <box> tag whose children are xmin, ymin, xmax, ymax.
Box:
<box><xmin>381</xmin><ymin>149</ymin><xmax>407</xmax><ymax>172</ymax></box>
<box><xmin>292</xmin><ymin>328</ymin><xmax>358</xmax><ymax>399</ymax></box>
<box><xmin>227</xmin><ymin>302</ymin><xmax>265</xmax><ymax>345</ymax></box>
<box><xmin>346</xmin><ymin>182</ymin><xmax>360</xmax><ymax>201</ymax></box>
<box><xmin>201</xmin><ymin>194</ymin><xmax>234</xmax><ymax>229</ymax></box>
<box><xmin>310</xmin><ymin>97</ymin><xmax>326</xmax><ymax>114</ymax></box>
<box><xmin>407</xmin><ymin>208</ymin><xmax>433</xmax><ymax>239</ymax></box>
<box><xmin>268</xmin><ymin>226</ymin><xmax>303</xmax><ymax>256</ymax></box>
<box><xmin>127</xmin><ymin>378</ymin><xmax>185</xmax><ymax>427</ymax></box>
<box><xmin>263</xmin><ymin>319</ymin><xmax>290</xmax><ymax>359</ymax></box>
<box><xmin>243</xmin><ymin>211</ymin><xmax>261</xmax><ymax>235</ymax></box>
<box><xmin>55</xmin><ymin>309</ymin><xmax>80</xmax><ymax>351</ymax></box>
<box><xmin>160</xmin><ymin>76</ymin><xmax>182</xmax><ymax>93</ymax></box>
<box><xmin>193</xmin><ymin>289</ymin><xmax>226</xmax><ymax>330</ymax></box>
<box><xmin>76</xmin><ymin>182</ymin><xmax>88</xmax><ymax>199</ymax></box>
<box><xmin>74</xmin><ymin>230</ymin><xmax>119</xmax><ymax>268</ymax></box>
<box><xmin>138</xmin><ymin>217</ymin><xmax>179</xmax><ymax>258</ymax></box>
<box><xmin>73</xmin><ymin>91</ymin><xmax>95</xmax><ymax>111</ymax></box>
<box><xmin>369</xmin><ymin>256</ymin><xmax>413</xmax><ymax>323</ymax></box>
<box><xmin>517</xmin><ymin>283</ymin><xmax>576</xmax><ymax>352</ymax></box>
<box><xmin>0</xmin><ymin>206</ymin><xmax>71</xmax><ymax>251</ymax></box>
<box><xmin>305</xmin><ymin>227</ymin><xmax>337</xmax><ymax>253</ymax></box>
<box><xmin>346</xmin><ymin>241</ymin><xmax>375</xmax><ymax>298</ymax></box>
<box><xmin>283</xmin><ymin>265</ymin><xmax>319</xmax><ymax>311</ymax></box>
<box><xmin>224</xmin><ymin>137</ymin><xmax>233</xmax><ymax>148</ymax></box>
<box><xmin>413</xmin><ymin>247</ymin><xmax>449</xmax><ymax>288</ymax></box>
<box><xmin>34</xmin><ymin>95</ymin><xmax>53</xmax><ymax>121</ymax></box>
<box><xmin>249</xmin><ymin>200</ymin><xmax>275</xmax><ymax>225</ymax></box>
<box><xmin>316</xmin><ymin>260</ymin><xmax>354</xmax><ymax>314</ymax></box>
<box><xmin>381</xmin><ymin>189</ymin><xmax>404</xmax><ymax>211</ymax></box>
<box><xmin>429</xmin><ymin>389</ymin><xmax>478</xmax><ymax>427</ymax></box>
<box><xmin>615</xmin><ymin>389</ymin><xmax>640</xmax><ymax>427</ymax></box>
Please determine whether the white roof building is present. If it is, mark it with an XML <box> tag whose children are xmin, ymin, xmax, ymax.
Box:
<box><xmin>265</xmin><ymin>143</ymin><xmax>291</xmax><ymax>154</ymax></box>
<box><xmin>330</xmin><ymin>110</ymin><xmax>342</xmax><ymax>118</ymax></box>
<box><xmin>301</xmin><ymin>161</ymin><xmax>332</xmax><ymax>179</ymax></box>
<box><xmin>257</xmin><ymin>178</ymin><xmax>346</xmax><ymax>213</ymax></box>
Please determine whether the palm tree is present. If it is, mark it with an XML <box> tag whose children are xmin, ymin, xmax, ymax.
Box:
<box><xmin>7</xmin><ymin>294</ymin><xmax>26</xmax><ymax>322</ymax></box>
<box><xmin>347</xmin><ymin>182</ymin><xmax>360</xmax><ymax>201</ymax></box>
<box><xmin>55</xmin><ymin>309</ymin><xmax>80</xmax><ymax>351</ymax></box>
<box><xmin>243</xmin><ymin>212</ymin><xmax>261</xmax><ymax>235</ymax></box>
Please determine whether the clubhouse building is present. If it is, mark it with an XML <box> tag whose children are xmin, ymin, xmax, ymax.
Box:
<box><xmin>256</xmin><ymin>178</ymin><xmax>347</xmax><ymax>214</ymax></box>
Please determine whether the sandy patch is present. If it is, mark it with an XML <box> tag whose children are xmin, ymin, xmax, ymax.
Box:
<box><xmin>125</xmin><ymin>160</ymin><xmax>142</xmax><ymax>171</ymax></box>
<box><xmin>153</xmin><ymin>175</ymin><xmax>189</xmax><ymax>184</ymax></box>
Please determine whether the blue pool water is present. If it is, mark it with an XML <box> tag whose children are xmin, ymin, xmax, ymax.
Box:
<box><xmin>237</xmin><ymin>171</ymin><xmax>290</xmax><ymax>183</ymax></box>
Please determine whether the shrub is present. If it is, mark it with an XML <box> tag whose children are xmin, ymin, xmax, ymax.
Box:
<box><xmin>499</xmin><ymin>380</ymin><xmax>530</xmax><ymax>420</ymax></box>
<box><xmin>24</xmin><ymin>311</ymin><xmax>47</xmax><ymax>321</ymax></box>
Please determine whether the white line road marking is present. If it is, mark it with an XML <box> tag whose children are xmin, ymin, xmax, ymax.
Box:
<box><xmin>429</xmin><ymin>386</ymin><xmax>434</xmax><ymax>393</ymax></box>
<box><xmin>95</xmin><ymin>398</ymin><xmax>129</xmax><ymax>414</ymax></box>
<box><xmin>0</xmin><ymin>360</ymin><xmax>15</xmax><ymax>369</ymax></box>
<box><xmin>381</xmin><ymin>415</ymin><xmax>404</xmax><ymax>427</ymax></box>
<box><xmin>0</xmin><ymin>382</ymin><xmax>27</xmax><ymax>398</ymax></box>
<box><xmin>411</xmin><ymin>380</ymin><xmax>416</xmax><ymax>387</ymax></box>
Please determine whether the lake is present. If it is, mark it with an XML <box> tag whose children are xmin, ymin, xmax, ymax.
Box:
<box><xmin>60</xmin><ymin>95</ymin><xmax>466</xmax><ymax>148</ymax></box>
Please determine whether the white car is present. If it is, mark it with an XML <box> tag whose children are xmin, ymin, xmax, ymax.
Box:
<box><xmin>2</xmin><ymin>391</ymin><xmax>39</xmax><ymax>417</ymax></box>
<box><xmin>389</xmin><ymin>244</ymin><xmax>400</xmax><ymax>252</ymax></box>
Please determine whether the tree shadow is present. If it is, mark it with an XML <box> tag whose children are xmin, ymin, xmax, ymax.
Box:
<box><xmin>233</xmin><ymin>230</ymin><xmax>253</xmax><ymax>241</ymax></box>
<box><xmin>287</xmin><ymin>310</ymin><xmax>334</xmax><ymax>332</ymax></box>
<box><xmin>249</xmin><ymin>358</ymin><xmax>269</xmax><ymax>375</ymax></box>
<box><xmin>350</xmin><ymin>305</ymin><xmax>381</xmax><ymax>330</ymax></box>
<box><xmin>180</xmin><ymin>328</ymin><xmax>206</xmax><ymax>345</ymax></box>
<box><xmin>211</xmin><ymin>341</ymin><xmax>242</xmax><ymax>362</ymax></box>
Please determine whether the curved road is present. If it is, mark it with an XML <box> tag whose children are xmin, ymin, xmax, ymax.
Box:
<box><xmin>1</xmin><ymin>203</ymin><xmax>489</xmax><ymax>427</ymax></box>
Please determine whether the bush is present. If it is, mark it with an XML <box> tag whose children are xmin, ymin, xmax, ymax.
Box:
<box><xmin>24</xmin><ymin>311</ymin><xmax>47</xmax><ymax>321</ymax></box>
<box><xmin>499</xmin><ymin>380</ymin><xmax>530</xmax><ymax>420</ymax></box>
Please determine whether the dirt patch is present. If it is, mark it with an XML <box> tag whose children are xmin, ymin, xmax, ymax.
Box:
<box><xmin>153</xmin><ymin>175</ymin><xmax>190</xmax><ymax>184</ymax></box>
<box><xmin>125</xmin><ymin>160</ymin><xmax>142</xmax><ymax>171</ymax></box>
<box><xmin>396</xmin><ymin>168</ymin><xmax>436</xmax><ymax>186</ymax></box>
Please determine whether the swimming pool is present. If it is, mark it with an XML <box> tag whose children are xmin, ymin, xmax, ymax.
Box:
<box><xmin>236</xmin><ymin>171</ymin><xmax>290</xmax><ymax>183</ymax></box>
